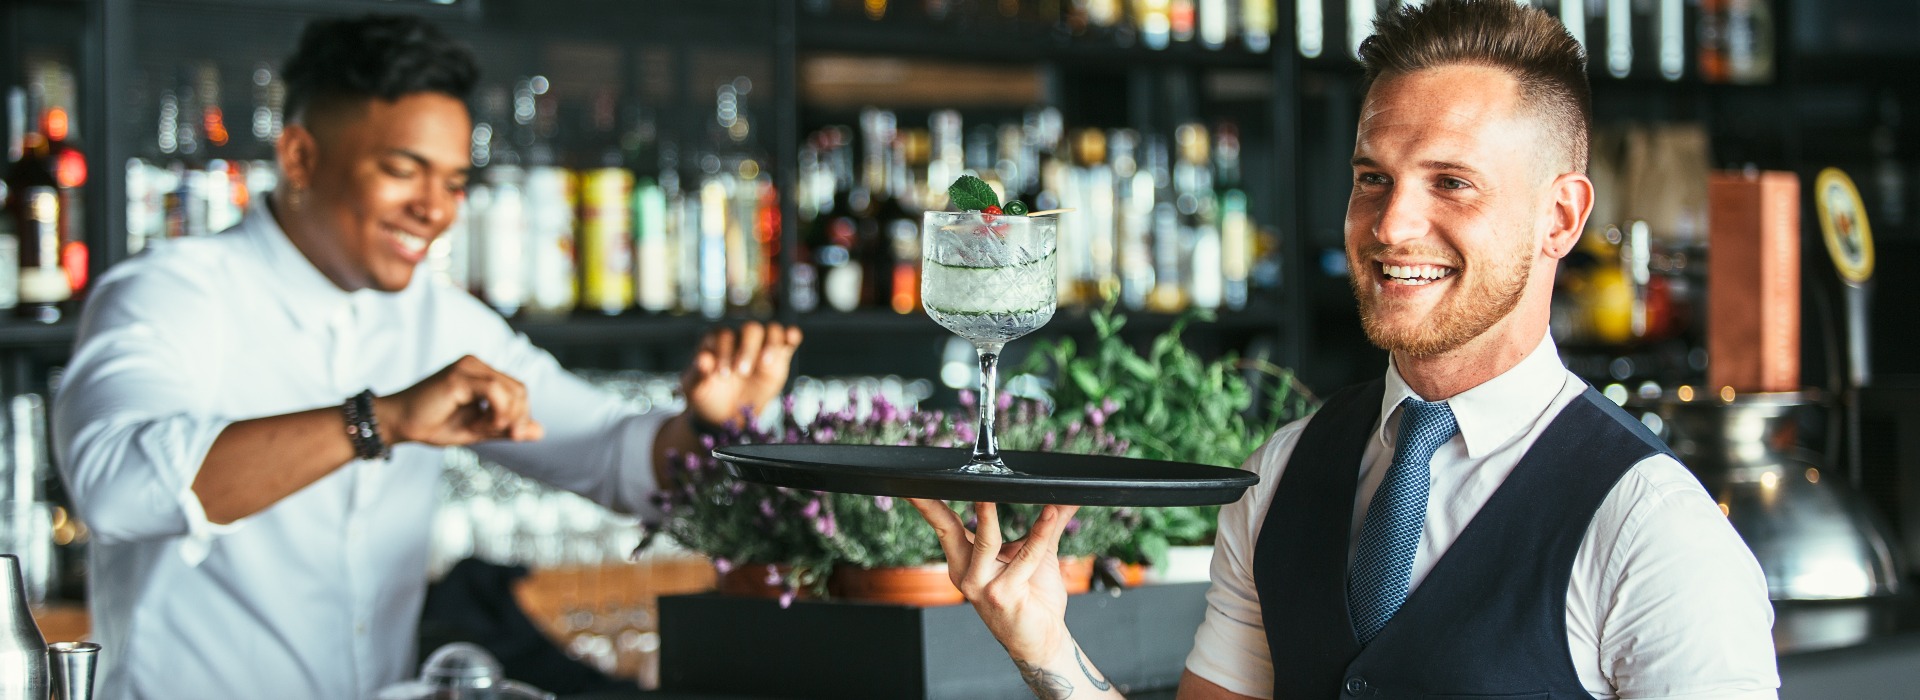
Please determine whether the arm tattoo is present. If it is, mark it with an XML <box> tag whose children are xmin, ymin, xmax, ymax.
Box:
<box><xmin>1014</xmin><ymin>659</ymin><xmax>1075</xmax><ymax>699</ymax></box>
<box><xmin>1074</xmin><ymin>645</ymin><xmax>1112</xmax><ymax>691</ymax></box>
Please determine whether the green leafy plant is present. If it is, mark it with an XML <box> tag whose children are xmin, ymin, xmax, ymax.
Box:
<box><xmin>1017</xmin><ymin>304</ymin><xmax>1318</xmax><ymax>566</ymax></box>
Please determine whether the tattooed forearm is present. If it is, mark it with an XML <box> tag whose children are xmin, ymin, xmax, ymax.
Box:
<box><xmin>1074</xmin><ymin>645</ymin><xmax>1112</xmax><ymax>691</ymax></box>
<box><xmin>1014</xmin><ymin>659</ymin><xmax>1075</xmax><ymax>699</ymax></box>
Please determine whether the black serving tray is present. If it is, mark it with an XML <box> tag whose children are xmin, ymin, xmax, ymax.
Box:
<box><xmin>712</xmin><ymin>444</ymin><xmax>1258</xmax><ymax>507</ymax></box>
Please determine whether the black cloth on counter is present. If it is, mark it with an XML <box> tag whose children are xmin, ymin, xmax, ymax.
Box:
<box><xmin>420</xmin><ymin>557</ymin><xmax>627</xmax><ymax>695</ymax></box>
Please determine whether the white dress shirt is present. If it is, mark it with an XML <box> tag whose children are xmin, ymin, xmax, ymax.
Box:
<box><xmin>53</xmin><ymin>202</ymin><xmax>666</xmax><ymax>700</ymax></box>
<box><xmin>1185</xmin><ymin>335</ymin><xmax>1780</xmax><ymax>699</ymax></box>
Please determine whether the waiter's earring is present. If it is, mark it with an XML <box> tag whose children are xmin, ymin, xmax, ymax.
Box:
<box><xmin>287</xmin><ymin>186</ymin><xmax>304</xmax><ymax>211</ymax></box>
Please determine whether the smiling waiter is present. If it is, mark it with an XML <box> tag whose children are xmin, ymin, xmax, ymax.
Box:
<box><xmin>52</xmin><ymin>14</ymin><xmax>799</xmax><ymax>699</ymax></box>
<box><xmin>912</xmin><ymin>1</ymin><xmax>1779</xmax><ymax>698</ymax></box>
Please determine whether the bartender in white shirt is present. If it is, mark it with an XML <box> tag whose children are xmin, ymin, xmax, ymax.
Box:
<box><xmin>52</xmin><ymin>14</ymin><xmax>799</xmax><ymax>700</ymax></box>
<box><xmin>911</xmin><ymin>1</ymin><xmax>1780</xmax><ymax>698</ymax></box>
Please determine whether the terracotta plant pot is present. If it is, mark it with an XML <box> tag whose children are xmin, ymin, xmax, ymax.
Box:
<box><xmin>829</xmin><ymin>563</ymin><xmax>965</xmax><ymax>606</ymax></box>
<box><xmin>716</xmin><ymin>563</ymin><xmax>797</xmax><ymax>599</ymax></box>
<box><xmin>1060</xmin><ymin>556</ymin><xmax>1095</xmax><ymax>594</ymax></box>
<box><xmin>1119</xmin><ymin>562</ymin><xmax>1149</xmax><ymax>588</ymax></box>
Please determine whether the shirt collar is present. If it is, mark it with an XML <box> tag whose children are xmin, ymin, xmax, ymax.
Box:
<box><xmin>1376</xmin><ymin>333</ymin><xmax>1569</xmax><ymax>459</ymax></box>
<box><xmin>240</xmin><ymin>199</ymin><xmax>357</xmax><ymax>332</ymax></box>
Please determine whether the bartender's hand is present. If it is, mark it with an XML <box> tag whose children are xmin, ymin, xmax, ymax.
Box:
<box><xmin>911</xmin><ymin>500</ymin><xmax>1080</xmax><ymax>664</ymax></box>
<box><xmin>374</xmin><ymin>355</ymin><xmax>545</xmax><ymax>446</ymax></box>
<box><xmin>682</xmin><ymin>321</ymin><xmax>803</xmax><ymax>429</ymax></box>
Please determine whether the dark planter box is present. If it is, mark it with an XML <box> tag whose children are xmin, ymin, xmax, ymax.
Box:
<box><xmin>659</xmin><ymin>581</ymin><xmax>1209</xmax><ymax>699</ymax></box>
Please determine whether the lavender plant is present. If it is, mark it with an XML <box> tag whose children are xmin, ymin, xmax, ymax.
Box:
<box><xmin>644</xmin><ymin>391</ymin><xmax>1135</xmax><ymax>601</ymax></box>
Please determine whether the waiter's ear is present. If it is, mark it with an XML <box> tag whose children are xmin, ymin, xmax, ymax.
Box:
<box><xmin>276</xmin><ymin>122</ymin><xmax>319</xmax><ymax>192</ymax></box>
<box><xmin>1542</xmin><ymin>171</ymin><xmax>1593</xmax><ymax>260</ymax></box>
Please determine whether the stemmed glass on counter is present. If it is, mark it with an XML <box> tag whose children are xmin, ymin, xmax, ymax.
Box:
<box><xmin>920</xmin><ymin>210</ymin><xmax>1059</xmax><ymax>475</ymax></box>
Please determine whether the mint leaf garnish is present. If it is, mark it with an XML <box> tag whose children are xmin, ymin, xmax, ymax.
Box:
<box><xmin>947</xmin><ymin>175</ymin><xmax>999</xmax><ymax>211</ymax></box>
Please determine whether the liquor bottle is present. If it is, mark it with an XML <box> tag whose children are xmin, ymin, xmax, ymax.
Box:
<box><xmin>1175</xmin><ymin>123</ymin><xmax>1222</xmax><ymax>311</ymax></box>
<box><xmin>695</xmin><ymin>155</ymin><xmax>728</xmax><ymax>319</ymax></box>
<box><xmin>29</xmin><ymin>61</ymin><xmax>89</xmax><ymax>298</ymax></box>
<box><xmin>579</xmin><ymin>87</ymin><xmax>634</xmax><ymax>315</ymax></box>
<box><xmin>521</xmin><ymin>77</ymin><xmax>577</xmax><ymax>319</ymax></box>
<box><xmin>579</xmin><ymin>166</ymin><xmax>634</xmax><ymax>315</ymax></box>
<box><xmin>479</xmin><ymin>166</ymin><xmax>528</xmax><ymax>317</ymax></box>
<box><xmin>1722</xmin><ymin>0</ymin><xmax>1774</xmax><ymax>84</ymax></box>
<box><xmin>1216</xmin><ymin>123</ymin><xmax>1251</xmax><ymax>310</ymax></box>
<box><xmin>1138</xmin><ymin>0</ymin><xmax>1173</xmax><ymax>50</ymax></box>
<box><xmin>1605</xmin><ymin>0</ymin><xmax>1632</xmax><ymax>78</ymax></box>
<box><xmin>811</xmin><ymin>130</ymin><xmax>863</xmax><ymax>312</ymax></box>
<box><xmin>870</xmin><ymin>125</ymin><xmax>921</xmax><ymax>315</ymax></box>
<box><xmin>633</xmin><ymin>175</ymin><xmax>674</xmax><ymax>313</ymax></box>
<box><xmin>7</xmin><ymin>82</ymin><xmax>70</xmax><ymax>322</ymax></box>
<box><xmin>1248</xmin><ymin>0</ymin><xmax>1279</xmax><ymax>53</ymax></box>
<box><xmin>1197</xmin><ymin>0</ymin><xmax>1231</xmax><ymax>49</ymax></box>
<box><xmin>1170</xmin><ymin>0</ymin><xmax>1197</xmax><ymax>44</ymax></box>
<box><xmin>1145</xmin><ymin>134</ymin><xmax>1186</xmax><ymax>312</ymax></box>
<box><xmin>1114</xmin><ymin>130</ymin><xmax>1156</xmax><ymax>311</ymax></box>
<box><xmin>1067</xmin><ymin>128</ymin><xmax>1117</xmax><ymax>304</ymax></box>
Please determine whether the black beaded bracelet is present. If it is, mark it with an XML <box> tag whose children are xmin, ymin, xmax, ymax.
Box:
<box><xmin>341</xmin><ymin>389</ymin><xmax>391</xmax><ymax>461</ymax></box>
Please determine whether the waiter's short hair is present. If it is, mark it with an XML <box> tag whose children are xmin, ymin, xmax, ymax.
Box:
<box><xmin>1358</xmin><ymin>0</ymin><xmax>1591</xmax><ymax>172</ymax></box>
<box><xmin>281</xmin><ymin>13</ymin><xmax>478</xmax><ymax>128</ymax></box>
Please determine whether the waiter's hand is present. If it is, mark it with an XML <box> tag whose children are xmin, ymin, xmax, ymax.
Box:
<box><xmin>682</xmin><ymin>321</ymin><xmax>803</xmax><ymax>429</ymax></box>
<box><xmin>374</xmin><ymin>355</ymin><xmax>545</xmax><ymax>446</ymax></box>
<box><xmin>910</xmin><ymin>500</ymin><xmax>1081</xmax><ymax>664</ymax></box>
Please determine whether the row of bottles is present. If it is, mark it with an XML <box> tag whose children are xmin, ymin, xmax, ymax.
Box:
<box><xmin>804</xmin><ymin>0</ymin><xmax>1281</xmax><ymax>53</ymax></box>
<box><xmin>801</xmin><ymin>0</ymin><xmax>1776</xmax><ymax>84</ymax></box>
<box><xmin>1</xmin><ymin>59</ymin><xmax>91</xmax><ymax>324</ymax></box>
<box><xmin>795</xmin><ymin>107</ymin><xmax>1273</xmax><ymax>316</ymax></box>
<box><xmin>1307</xmin><ymin>0</ymin><xmax>1772</xmax><ymax>83</ymax></box>
<box><xmin>120</xmin><ymin>68</ymin><xmax>1275</xmax><ymax>320</ymax></box>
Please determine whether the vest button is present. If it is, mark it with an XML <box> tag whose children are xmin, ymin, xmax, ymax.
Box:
<box><xmin>1344</xmin><ymin>676</ymin><xmax>1370</xmax><ymax>695</ymax></box>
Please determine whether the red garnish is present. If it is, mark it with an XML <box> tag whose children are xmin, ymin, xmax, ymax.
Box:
<box><xmin>983</xmin><ymin>205</ymin><xmax>1002</xmax><ymax>215</ymax></box>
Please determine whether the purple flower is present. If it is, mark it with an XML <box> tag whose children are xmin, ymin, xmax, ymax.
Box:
<box><xmin>958</xmin><ymin>389</ymin><xmax>977</xmax><ymax>407</ymax></box>
<box><xmin>714</xmin><ymin>558</ymin><xmax>734</xmax><ymax>574</ymax></box>
<box><xmin>1101</xmin><ymin>397</ymin><xmax>1120</xmax><ymax>415</ymax></box>
<box><xmin>955</xmin><ymin>422</ymin><xmax>977</xmax><ymax>444</ymax></box>
<box><xmin>816</xmin><ymin>426</ymin><xmax>836</xmax><ymax>443</ymax></box>
<box><xmin>1040</xmin><ymin>432</ymin><xmax>1057</xmax><ymax>450</ymax></box>
<box><xmin>759</xmin><ymin>499</ymin><xmax>776</xmax><ymax>519</ymax></box>
<box><xmin>1066</xmin><ymin>421</ymin><xmax>1082</xmax><ymax>439</ymax></box>
<box><xmin>815</xmin><ymin>513</ymin><xmax>838</xmax><ymax>537</ymax></box>
<box><xmin>1064</xmin><ymin>519</ymin><xmax>1082</xmax><ymax>536</ymax></box>
<box><xmin>763</xmin><ymin>565</ymin><xmax>783</xmax><ymax>586</ymax></box>
<box><xmin>801</xmin><ymin>499</ymin><xmax>822</xmax><ymax>519</ymax></box>
<box><xmin>875</xmin><ymin>496</ymin><xmax>894</xmax><ymax>512</ymax></box>
<box><xmin>1087</xmin><ymin>404</ymin><xmax>1107</xmax><ymax>428</ymax></box>
<box><xmin>997</xmin><ymin>391</ymin><xmax>1015</xmax><ymax>412</ymax></box>
<box><xmin>779</xmin><ymin>589</ymin><xmax>796</xmax><ymax>609</ymax></box>
<box><xmin>728</xmin><ymin>481</ymin><xmax>747</xmax><ymax>496</ymax></box>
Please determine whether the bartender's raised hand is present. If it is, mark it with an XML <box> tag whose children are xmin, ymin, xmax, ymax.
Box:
<box><xmin>374</xmin><ymin>355</ymin><xmax>545</xmax><ymax>446</ymax></box>
<box><xmin>682</xmin><ymin>321</ymin><xmax>803</xmax><ymax>429</ymax></box>
<box><xmin>910</xmin><ymin>500</ymin><xmax>1083</xmax><ymax>668</ymax></box>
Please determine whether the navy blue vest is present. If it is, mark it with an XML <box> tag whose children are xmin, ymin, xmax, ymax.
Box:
<box><xmin>1253</xmin><ymin>379</ymin><xmax>1673</xmax><ymax>699</ymax></box>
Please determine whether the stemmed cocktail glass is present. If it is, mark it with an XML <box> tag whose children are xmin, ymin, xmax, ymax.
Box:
<box><xmin>921</xmin><ymin>209</ymin><xmax>1059</xmax><ymax>475</ymax></box>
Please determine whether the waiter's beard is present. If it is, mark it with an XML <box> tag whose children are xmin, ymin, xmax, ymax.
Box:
<box><xmin>1349</xmin><ymin>242</ymin><xmax>1531</xmax><ymax>359</ymax></box>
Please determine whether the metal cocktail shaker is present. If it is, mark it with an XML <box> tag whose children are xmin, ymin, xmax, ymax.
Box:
<box><xmin>2</xmin><ymin>554</ymin><xmax>49</xmax><ymax>700</ymax></box>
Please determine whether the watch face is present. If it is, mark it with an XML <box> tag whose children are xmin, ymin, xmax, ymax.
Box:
<box><xmin>1815</xmin><ymin>167</ymin><xmax>1875</xmax><ymax>286</ymax></box>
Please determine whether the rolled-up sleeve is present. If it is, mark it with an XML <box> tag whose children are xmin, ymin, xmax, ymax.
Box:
<box><xmin>1184</xmin><ymin>423</ymin><xmax>1305</xmax><ymax>699</ymax></box>
<box><xmin>53</xmin><ymin>269</ymin><xmax>240</xmax><ymax>563</ymax></box>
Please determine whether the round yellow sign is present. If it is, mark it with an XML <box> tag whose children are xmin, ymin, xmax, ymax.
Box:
<box><xmin>1814</xmin><ymin>168</ymin><xmax>1875</xmax><ymax>285</ymax></box>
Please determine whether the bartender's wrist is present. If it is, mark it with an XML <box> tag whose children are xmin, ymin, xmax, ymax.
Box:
<box><xmin>369</xmin><ymin>395</ymin><xmax>408</xmax><ymax>445</ymax></box>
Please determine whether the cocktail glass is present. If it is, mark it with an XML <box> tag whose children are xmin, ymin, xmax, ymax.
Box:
<box><xmin>921</xmin><ymin>210</ymin><xmax>1059</xmax><ymax>475</ymax></box>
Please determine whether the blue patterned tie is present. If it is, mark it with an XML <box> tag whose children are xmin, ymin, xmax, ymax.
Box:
<box><xmin>1348</xmin><ymin>397</ymin><xmax>1458</xmax><ymax>645</ymax></box>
